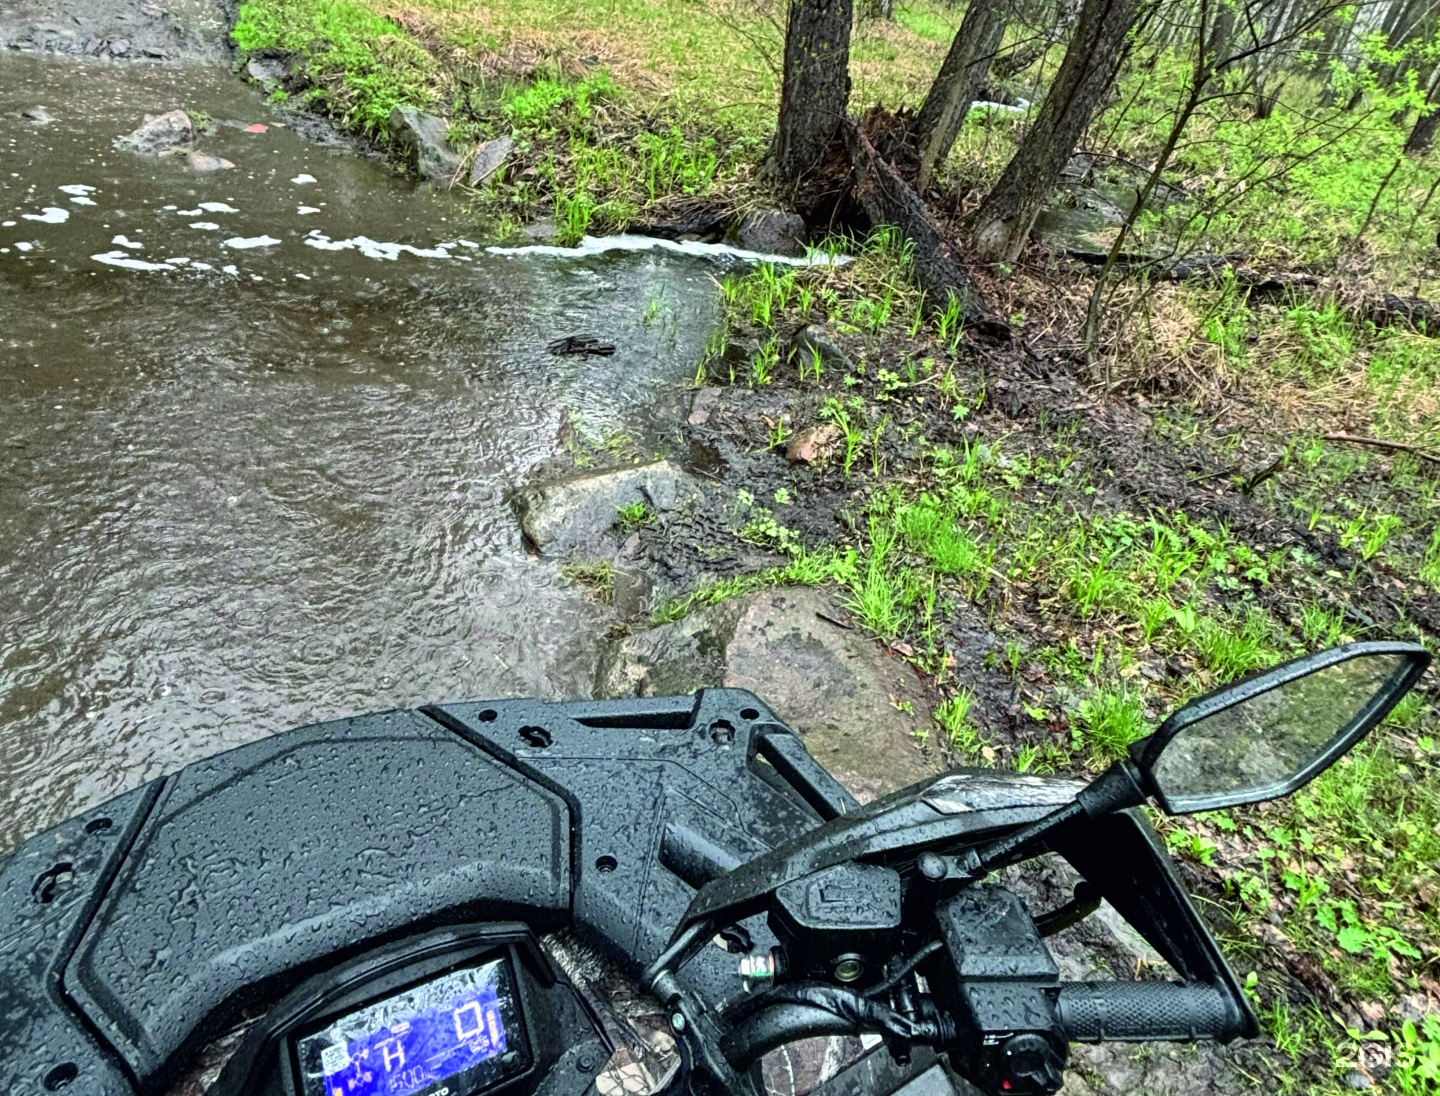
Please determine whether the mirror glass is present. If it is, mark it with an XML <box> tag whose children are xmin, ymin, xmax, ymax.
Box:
<box><xmin>1148</xmin><ymin>652</ymin><xmax>1410</xmax><ymax>811</ymax></box>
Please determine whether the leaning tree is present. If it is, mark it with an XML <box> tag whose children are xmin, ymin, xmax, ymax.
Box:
<box><xmin>969</xmin><ymin>0</ymin><xmax>1144</xmax><ymax>261</ymax></box>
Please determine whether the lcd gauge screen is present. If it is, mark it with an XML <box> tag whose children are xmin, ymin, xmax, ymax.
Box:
<box><xmin>294</xmin><ymin>956</ymin><xmax>530</xmax><ymax>1096</ymax></box>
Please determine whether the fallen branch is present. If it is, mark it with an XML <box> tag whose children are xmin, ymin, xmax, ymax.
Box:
<box><xmin>1324</xmin><ymin>432</ymin><xmax>1440</xmax><ymax>467</ymax></box>
<box><xmin>842</xmin><ymin>117</ymin><xmax>1005</xmax><ymax>338</ymax></box>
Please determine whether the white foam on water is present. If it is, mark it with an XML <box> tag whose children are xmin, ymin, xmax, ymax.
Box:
<box><xmin>302</xmin><ymin>232</ymin><xmax>453</xmax><ymax>261</ymax></box>
<box><xmin>162</xmin><ymin>204</ymin><xmax>178</xmax><ymax>211</ymax></box>
<box><xmin>92</xmin><ymin>250</ymin><xmax>171</xmax><ymax>272</ymax></box>
<box><xmin>221</xmin><ymin>264</ymin><xmax>239</xmax><ymax>275</ymax></box>
<box><xmin>969</xmin><ymin>98</ymin><xmax>1030</xmax><ymax>115</ymax></box>
<box><xmin>189</xmin><ymin>222</ymin><xmax>220</xmax><ymax>231</ymax></box>
<box><xmin>484</xmin><ymin>233</ymin><xmax>850</xmax><ymax>268</ymax></box>
<box><xmin>293</xmin><ymin>273</ymin><xmax>311</xmax><ymax>280</ymax></box>
<box><xmin>22</xmin><ymin>207</ymin><xmax>69</xmax><ymax>224</ymax></box>
<box><xmin>177</xmin><ymin>208</ymin><xmax>203</xmax><ymax>216</ymax></box>
<box><xmin>166</xmin><ymin>258</ymin><xmax>190</xmax><ymax>265</ymax></box>
<box><xmin>291</xmin><ymin>174</ymin><xmax>317</xmax><ymax>185</ymax></box>
<box><xmin>111</xmin><ymin>235</ymin><xmax>143</xmax><ymax>250</ymax></box>
<box><xmin>296</xmin><ymin>206</ymin><xmax>321</xmax><ymax>215</ymax></box>
<box><xmin>198</xmin><ymin>202</ymin><xmax>240</xmax><ymax>214</ymax></box>
<box><xmin>1</xmin><ymin>220</ymin><xmax>14</xmax><ymax>227</ymax></box>
<box><xmin>69</xmin><ymin>196</ymin><xmax>97</xmax><ymax>206</ymax></box>
<box><xmin>191</xmin><ymin>262</ymin><xmax>213</xmax><ymax>271</ymax></box>
<box><xmin>223</xmin><ymin>236</ymin><xmax>281</xmax><ymax>249</ymax></box>
<box><xmin>59</xmin><ymin>185</ymin><xmax>96</xmax><ymax>196</ymax></box>
<box><xmin>14</xmin><ymin>241</ymin><xmax>34</xmax><ymax>252</ymax></box>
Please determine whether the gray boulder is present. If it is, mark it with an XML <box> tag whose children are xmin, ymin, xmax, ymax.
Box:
<box><xmin>115</xmin><ymin>110</ymin><xmax>196</xmax><ymax>155</ymax></box>
<box><xmin>390</xmin><ymin>106</ymin><xmax>461</xmax><ymax>182</ymax></box>
<box><xmin>514</xmin><ymin>460</ymin><xmax>700</xmax><ymax>557</ymax></box>
<box><xmin>598</xmin><ymin>586</ymin><xmax>938</xmax><ymax>800</ymax></box>
<box><xmin>468</xmin><ymin>136</ymin><xmax>516</xmax><ymax>187</ymax></box>
<box><xmin>732</xmin><ymin>209</ymin><xmax>808</xmax><ymax>257</ymax></box>
<box><xmin>21</xmin><ymin>105</ymin><xmax>53</xmax><ymax>124</ymax></box>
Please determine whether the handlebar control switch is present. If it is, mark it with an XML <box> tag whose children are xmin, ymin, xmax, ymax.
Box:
<box><xmin>992</xmin><ymin>1033</ymin><xmax>1064</xmax><ymax>1095</ymax></box>
<box><xmin>933</xmin><ymin>885</ymin><xmax>1068</xmax><ymax>1096</ymax></box>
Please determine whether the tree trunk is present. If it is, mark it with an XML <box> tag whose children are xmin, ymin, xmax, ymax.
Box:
<box><xmin>767</xmin><ymin>0</ymin><xmax>855</xmax><ymax>188</ymax></box>
<box><xmin>911</xmin><ymin>0</ymin><xmax>1008</xmax><ymax>191</ymax></box>
<box><xmin>844</xmin><ymin>119</ymin><xmax>999</xmax><ymax>332</ymax></box>
<box><xmin>969</xmin><ymin>0</ymin><xmax>1140</xmax><ymax>261</ymax></box>
<box><xmin>1407</xmin><ymin>67</ymin><xmax>1440</xmax><ymax>152</ymax></box>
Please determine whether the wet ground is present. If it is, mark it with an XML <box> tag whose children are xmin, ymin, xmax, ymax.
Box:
<box><xmin>0</xmin><ymin>53</ymin><xmax>739</xmax><ymax>853</ymax></box>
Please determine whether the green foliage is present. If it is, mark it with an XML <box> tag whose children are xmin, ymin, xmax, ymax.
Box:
<box><xmin>1077</xmin><ymin>684</ymin><xmax>1148</xmax><ymax>763</ymax></box>
<box><xmin>615</xmin><ymin>501</ymin><xmax>654</xmax><ymax>531</ymax></box>
<box><xmin>935</xmin><ymin>690</ymin><xmax>986</xmax><ymax>758</ymax></box>
<box><xmin>651</xmin><ymin>548</ymin><xmax>857</xmax><ymax>623</ymax></box>
<box><xmin>1395</xmin><ymin>1016</ymin><xmax>1440</xmax><ymax>1094</ymax></box>
<box><xmin>232</xmin><ymin>0</ymin><xmax>438</xmax><ymax>137</ymax></box>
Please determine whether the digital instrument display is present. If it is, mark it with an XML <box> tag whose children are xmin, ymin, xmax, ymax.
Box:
<box><xmin>294</xmin><ymin>957</ymin><xmax>530</xmax><ymax>1096</ymax></box>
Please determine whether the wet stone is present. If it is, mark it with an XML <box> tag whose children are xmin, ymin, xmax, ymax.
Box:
<box><xmin>513</xmin><ymin>460</ymin><xmax>701</xmax><ymax>558</ymax></box>
<box><xmin>21</xmin><ymin>105</ymin><xmax>54</xmax><ymax>124</ymax></box>
<box><xmin>597</xmin><ymin>586</ymin><xmax>938</xmax><ymax>800</ymax></box>
<box><xmin>786</xmin><ymin>324</ymin><xmax>854</xmax><ymax>373</ymax></box>
<box><xmin>389</xmin><ymin>105</ymin><xmax>461</xmax><ymax>182</ymax></box>
<box><xmin>246</xmin><ymin>57</ymin><xmax>286</xmax><ymax>87</ymax></box>
<box><xmin>468</xmin><ymin>135</ymin><xmax>515</xmax><ymax>187</ymax></box>
<box><xmin>186</xmin><ymin>151</ymin><xmax>234</xmax><ymax>173</ymax></box>
<box><xmin>115</xmin><ymin>109</ymin><xmax>195</xmax><ymax>155</ymax></box>
<box><xmin>732</xmin><ymin>209</ymin><xmax>808</xmax><ymax>257</ymax></box>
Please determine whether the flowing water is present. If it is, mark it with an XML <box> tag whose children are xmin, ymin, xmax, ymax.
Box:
<box><xmin>0</xmin><ymin>55</ymin><xmax>737</xmax><ymax>853</ymax></box>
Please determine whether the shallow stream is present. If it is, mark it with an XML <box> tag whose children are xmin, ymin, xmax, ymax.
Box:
<box><xmin>0</xmin><ymin>55</ymin><xmax>734</xmax><ymax>851</ymax></box>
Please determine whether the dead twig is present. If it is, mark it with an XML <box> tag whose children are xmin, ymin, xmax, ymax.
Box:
<box><xmin>1323</xmin><ymin>432</ymin><xmax>1440</xmax><ymax>467</ymax></box>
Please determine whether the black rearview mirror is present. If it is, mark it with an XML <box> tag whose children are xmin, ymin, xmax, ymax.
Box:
<box><xmin>1132</xmin><ymin>641</ymin><xmax>1430</xmax><ymax>815</ymax></box>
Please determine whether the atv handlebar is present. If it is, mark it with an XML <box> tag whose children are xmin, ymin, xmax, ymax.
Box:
<box><xmin>1056</xmin><ymin>981</ymin><xmax>1248</xmax><ymax>1043</ymax></box>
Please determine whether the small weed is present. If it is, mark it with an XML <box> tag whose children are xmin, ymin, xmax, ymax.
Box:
<box><xmin>1077</xmin><ymin>684</ymin><xmax>1148</xmax><ymax>764</ymax></box>
<box><xmin>936</xmin><ymin>690</ymin><xmax>986</xmax><ymax>759</ymax></box>
<box><xmin>615</xmin><ymin>501</ymin><xmax>654</xmax><ymax>531</ymax></box>
<box><xmin>561</xmin><ymin>560</ymin><xmax>615</xmax><ymax>602</ymax></box>
<box><xmin>752</xmin><ymin>337</ymin><xmax>779</xmax><ymax>387</ymax></box>
<box><xmin>1300</xmin><ymin>603</ymin><xmax>1347</xmax><ymax>647</ymax></box>
<box><xmin>821</xmin><ymin>397</ymin><xmax>866</xmax><ymax>477</ymax></box>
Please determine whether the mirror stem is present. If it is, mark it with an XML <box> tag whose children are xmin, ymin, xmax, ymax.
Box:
<box><xmin>973</xmin><ymin>760</ymin><xmax>1149</xmax><ymax>874</ymax></box>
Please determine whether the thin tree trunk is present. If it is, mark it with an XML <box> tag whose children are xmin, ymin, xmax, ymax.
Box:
<box><xmin>767</xmin><ymin>0</ymin><xmax>855</xmax><ymax>188</ymax></box>
<box><xmin>912</xmin><ymin>0</ymin><xmax>1009</xmax><ymax>191</ymax></box>
<box><xmin>1407</xmin><ymin>66</ymin><xmax>1440</xmax><ymax>152</ymax></box>
<box><xmin>969</xmin><ymin>0</ymin><xmax>1141</xmax><ymax>261</ymax></box>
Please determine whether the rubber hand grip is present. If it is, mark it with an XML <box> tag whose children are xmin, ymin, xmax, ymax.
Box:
<box><xmin>1056</xmin><ymin>981</ymin><xmax>1246</xmax><ymax>1043</ymax></box>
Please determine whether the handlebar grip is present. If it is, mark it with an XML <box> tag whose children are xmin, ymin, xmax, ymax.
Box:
<box><xmin>1056</xmin><ymin>982</ymin><xmax>1245</xmax><ymax>1043</ymax></box>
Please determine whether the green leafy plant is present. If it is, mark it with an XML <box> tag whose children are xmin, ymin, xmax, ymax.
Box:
<box><xmin>615</xmin><ymin>501</ymin><xmax>654</xmax><ymax>531</ymax></box>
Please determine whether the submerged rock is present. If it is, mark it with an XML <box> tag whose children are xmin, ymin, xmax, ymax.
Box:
<box><xmin>598</xmin><ymin>586</ymin><xmax>938</xmax><ymax>800</ymax></box>
<box><xmin>732</xmin><ymin>209</ymin><xmax>808</xmax><ymax>257</ymax></box>
<box><xmin>115</xmin><ymin>110</ymin><xmax>195</xmax><ymax>155</ymax></box>
<box><xmin>21</xmin><ymin>106</ymin><xmax>54</xmax><ymax>125</ymax></box>
<box><xmin>468</xmin><ymin>136</ymin><xmax>516</xmax><ymax>187</ymax></box>
<box><xmin>390</xmin><ymin>106</ymin><xmax>461</xmax><ymax>182</ymax></box>
<box><xmin>513</xmin><ymin>460</ymin><xmax>701</xmax><ymax>557</ymax></box>
<box><xmin>186</xmin><ymin>151</ymin><xmax>234</xmax><ymax>172</ymax></box>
